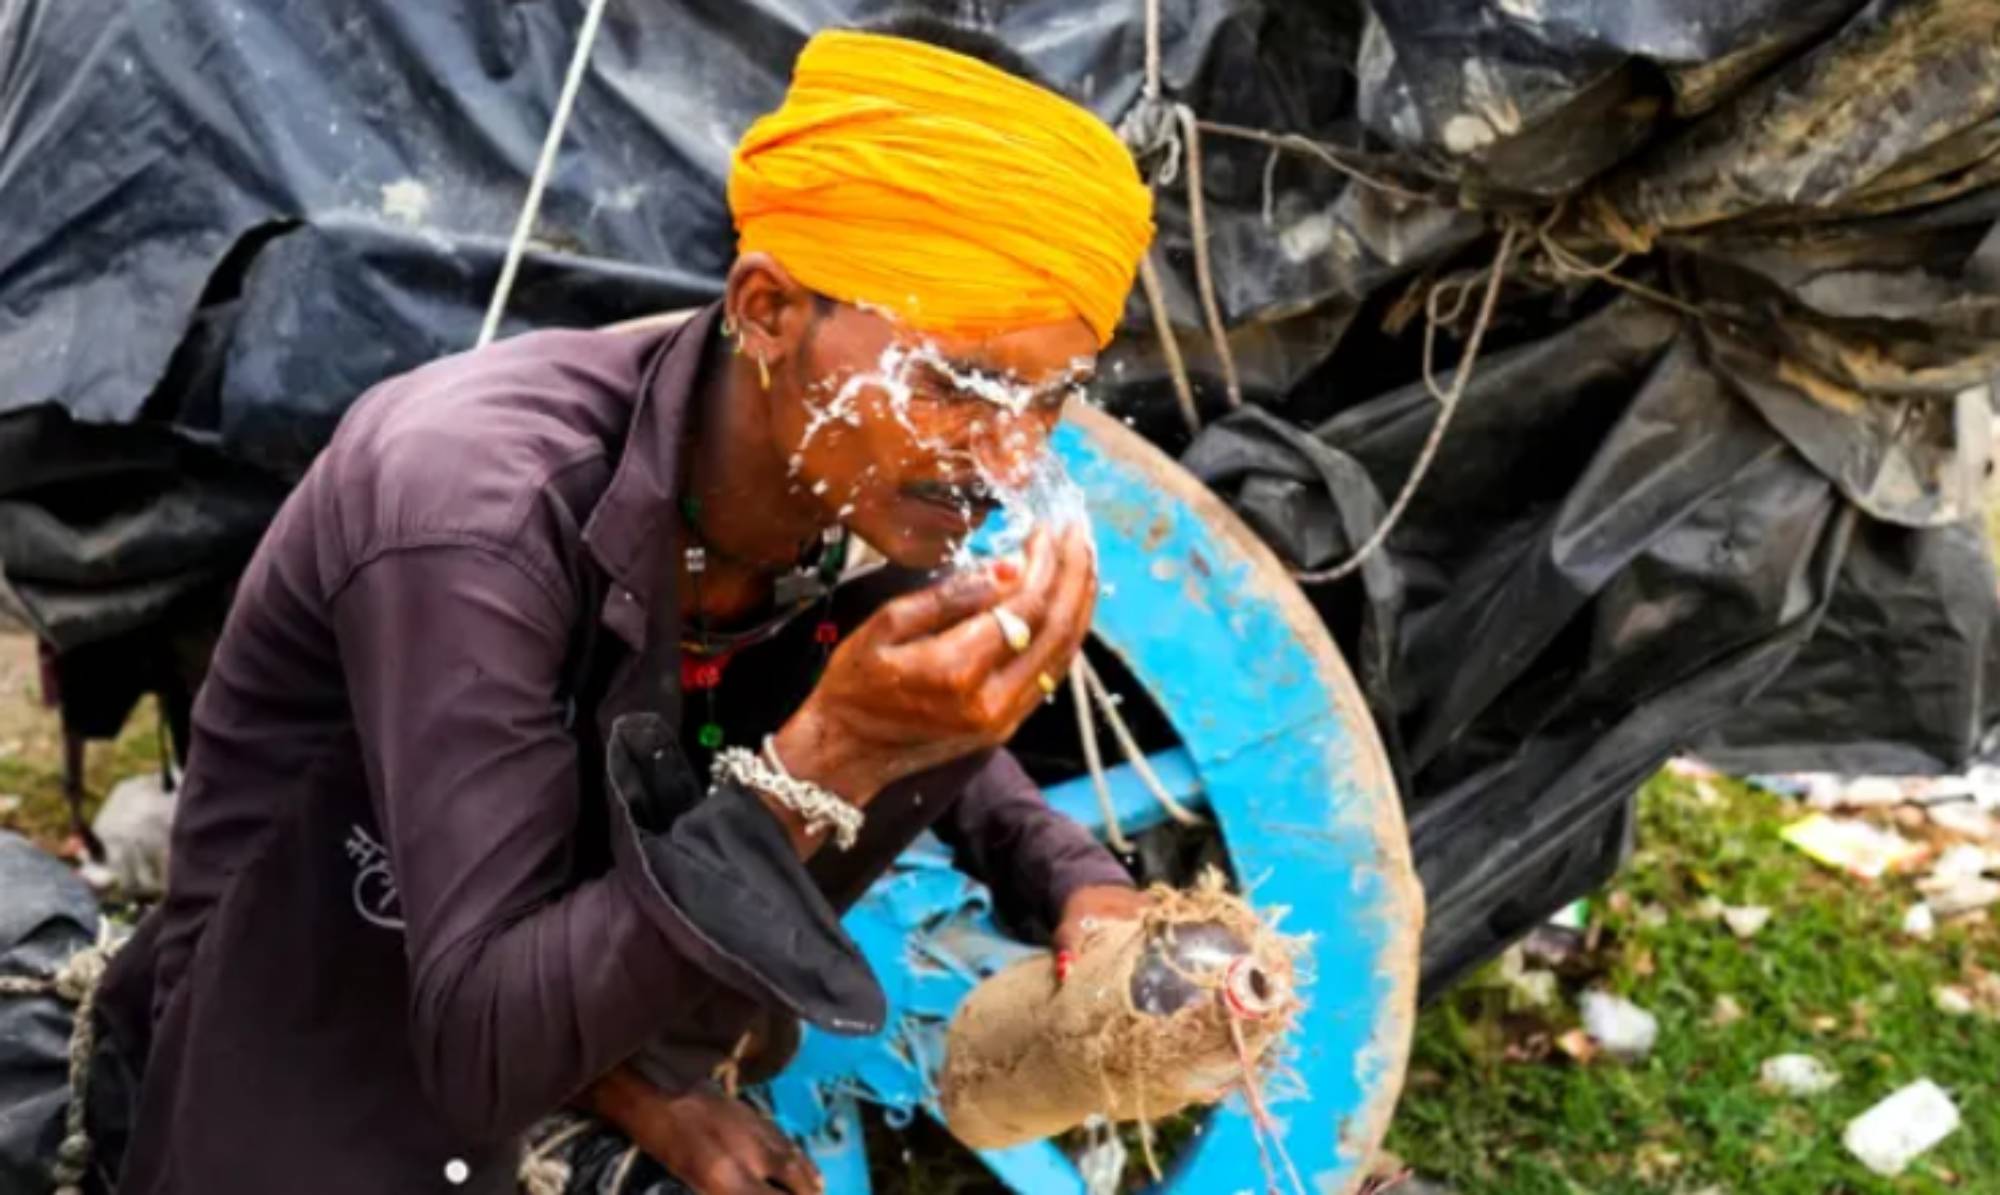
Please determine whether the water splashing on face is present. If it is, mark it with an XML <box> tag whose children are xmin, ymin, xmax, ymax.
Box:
<box><xmin>952</xmin><ymin>449</ymin><xmax>1093</xmax><ymax>571</ymax></box>
<box><xmin>794</xmin><ymin>336</ymin><xmax>1096</xmax><ymax>565</ymax></box>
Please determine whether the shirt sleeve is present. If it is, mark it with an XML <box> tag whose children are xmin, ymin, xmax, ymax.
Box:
<box><xmin>331</xmin><ymin>543</ymin><xmax>875</xmax><ymax>1144</ymax></box>
<box><xmin>930</xmin><ymin>748</ymin><xmax>1134</xmax><ymax>933</ymax></box>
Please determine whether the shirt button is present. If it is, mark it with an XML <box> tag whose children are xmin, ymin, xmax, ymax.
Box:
<box><xmin>444</xmin><ymin>1158</ymin><xmax>469</xmax><ymax>1185</ymax></box>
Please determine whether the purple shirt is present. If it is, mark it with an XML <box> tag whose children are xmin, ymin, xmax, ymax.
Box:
<box><xmin>97</xmin><ymin>306</ymin><xmax>1129</xmax><ymax>1194</ymax></box>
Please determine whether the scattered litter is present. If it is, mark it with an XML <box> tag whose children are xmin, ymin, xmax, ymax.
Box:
<box><xmin>1546</xmin><ymin>899</ymin><xmax>1589</xmax><ymax>932</ymax></box>
<box><xmin>1754</xmin><ymin>773</ymin><xmax>1904</xmax><ymax>808</ymax></box>
<box><xmin>0</xmin><ymin>793</ymin><xmax>21</xmax><ymax>818</ymax></box>
<box><xmin>1902</xmin><ymin>904</ymin><xmax>1936</xmax><ymax>940</ymax></box>
<box><xmin>1917</xmin><ymin>876</ymin><xmax>2000</xmax><ymax>918</ymax></box>
<box><xmin>1969</xmin><ymin>766</ymin><xmax>2000</xmax><ymax>811</ymax></box>
<box><xmin>1836</xmin><ymin>777</ymin><xmax>1908</xmax><ymax>807</ymax></box>
<box><xmin>1636</xmin><ymin>903</ymin><xmax>1670</xmax><ymax>930</ymax></box>
<box><xmin>1555</xmin><ymin>1028</ymin><xmax>1598</xmax><ymax>1064</ymax></box>
<box><xmin>92</xmin><ymin>770</ymin><xmax>179</xmax><ymax>897</ymax></box>
<box><xmin>1494</xmin><ymin>944</ymin><xmax>1560</xmax><ymax>1007</ymax></box>
<box><xmin>1711</xmin><ymin>994</ymin><xmax>1746</xmax><ymax>1027</ymax></box>
<box><xmin>1842</xmin><ymin>1079</ymin><xmax>1960</xmax><ymax>1177</ymax></box>
<box><xmin>1780</xmin><ymin>815</ymin><xmax>1924</xmax><ymax>880</ymax></box>
<box><xmin>1076</xmin><ymin>1116</ymin><xmax>1127</xmax><ymax>1195</ymax></box>
<box><xmin>1754</xmin><ymin>768</ymin><xmax>2000</xmax><ymax>815</ymax></box>
<box><xmin>1693</xmin><ymin>778</ymin><xmax>1722</xmax><ymax>806</ymax></box>
<box><xmin>1926</xmin><ymin>802</ymin><xmax>1996</xmax><ymax>841</ymax></box>
<box><xmin>1692</xmin><ymin>895</ymin><xmax>1725</xmax><ymax>920</ymax></box>
<box><xmin>1720</xmin><ymin>906</ymin><xmax>1771</xmax><ymax>940</ymax></box>
<box><xmin>1928</xmin><ymin>843</ymin><xmax>1996</xmax><ymax>881</ymax></box>
<box><xmin>1933</xmin><ymin>986</ymin><xmax>1975</xmax><ymax>1016</ymax></box>
<box><xmin>1521</xmin><ymin>923</ymin><xmax>1585</xmax><ymax>969</ymax></box>
<box><xmin>1665</xmin><ymin>757</ymin><xmax>1720</xmax><ymax>781</ymax></box>
<box><xmin>1759</xmin><ymin>1054</ymin><xmax>1839</xmax><ymax>1096</ymax></box>
<box><xmin>1511</xmin><ymin>969</ymin><xmax>1558</xmax><ymax>1009</ymax></box>
<box><xmin>1580</xmin><ymin>991</ymin><xmax>1658</xmax><ymax>1062</ymax></box>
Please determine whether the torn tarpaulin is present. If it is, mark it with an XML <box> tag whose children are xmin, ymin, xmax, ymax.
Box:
<box><xmin>1188</xmin><ymin>294</ymin><xmax>1999</xmax><ymax>992</ymax></box>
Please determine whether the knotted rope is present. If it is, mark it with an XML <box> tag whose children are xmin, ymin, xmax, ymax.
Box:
<box><xmin>0</xmin><ymin>925</ymin><xmax>122</xmax><ymax>1195</ymax></box>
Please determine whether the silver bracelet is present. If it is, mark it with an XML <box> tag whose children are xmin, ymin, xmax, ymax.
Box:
<box><xmin>710</xmin><ymin>735</ymin><xmax>864</xmax><ymax>850</ymax></box>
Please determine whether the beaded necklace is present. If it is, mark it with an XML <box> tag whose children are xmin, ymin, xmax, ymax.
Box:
<box><xmin>678</xmin><ymin>494</ymin><xmax>848</xmax><ymax>750</ymax></box>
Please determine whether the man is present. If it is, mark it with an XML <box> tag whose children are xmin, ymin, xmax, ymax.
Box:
<box><xmin>93</xmin><ymin>15</ymin><xmax>1157</xmax><ymax>1195</ymax></box>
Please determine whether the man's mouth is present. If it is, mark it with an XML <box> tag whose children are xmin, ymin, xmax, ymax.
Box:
<box><xmin>903</xmin><ymin>480</ymin><xmax>1001</xmax><ymax>525</ymax></box>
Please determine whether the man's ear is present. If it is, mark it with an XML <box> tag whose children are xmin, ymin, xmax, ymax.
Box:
<box><xmin>724</xmin><ymin>253</ymin><xmax>816</xmax><ymax>367</ymax></box>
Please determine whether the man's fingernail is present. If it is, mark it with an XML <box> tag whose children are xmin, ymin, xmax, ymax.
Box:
<box><xmin>1055</xmin><ymin>950</ymin><xmax>1074</xmax><ymax>984</ymax></box>
<box><xmin>992</xmin><ymin>559</ymin><xmax>1020</xmax><ymax>583</ymax></box>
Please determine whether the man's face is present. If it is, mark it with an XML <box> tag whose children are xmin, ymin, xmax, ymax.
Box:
<box><xmin>775</xmin><ymin>302</ymin><xmax>1098</xmax><ymax>568</ymax></box>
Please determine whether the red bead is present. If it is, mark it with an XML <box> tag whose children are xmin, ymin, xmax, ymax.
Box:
<box><xmin>814</xmin><ymin>621</ymin><xmax>840</xmax><ymax>646</ymax></box>
<box><xmin>681</xmin><ymin>656</ymin><xmax>725</xmax><ymax>691</ymax></box>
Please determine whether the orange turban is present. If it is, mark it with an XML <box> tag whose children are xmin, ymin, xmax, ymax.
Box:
<box><xmin>729</xmin><ymin>30</ymin><xmax>1155</xmax><ymax>348</ymax></box>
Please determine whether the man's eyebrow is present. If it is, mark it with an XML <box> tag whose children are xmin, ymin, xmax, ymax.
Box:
<box><xmin>937</xmin><ymin>356</ymin><xmax>1022</xmax><ymax>384</ymax></box>
<box><xmin>931</xmin><ymin>355</ymin><xmax>1093</xmax><ymax>394</ymax></box>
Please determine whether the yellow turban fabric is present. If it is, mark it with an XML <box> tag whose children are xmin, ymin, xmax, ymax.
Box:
<box><xmin>729</xmin><ymin>30</ymin><xmax>1155</xmax><ymax>347</ymax></box>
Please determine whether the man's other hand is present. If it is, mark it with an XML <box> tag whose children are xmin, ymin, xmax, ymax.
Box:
<box><xmin>777</xmin><ymin>524</ymin><xmax>1096</xmax><ymax>803</ymax></box>
<box><xmin>1052</xmin><ymin>883</ymin><xmax>1149</xmax><ymax>959</ymax></box>
<box><xmin>586</xmin><ymin>1065</ymin><xmax>823</xmax><ymax>1194</ymax></box>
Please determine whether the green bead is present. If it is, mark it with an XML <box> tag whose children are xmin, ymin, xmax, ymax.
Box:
<box><xmin>697</xmin><ymin>722</ymin><xmax>725</xmax><ymax>749</ymax></box>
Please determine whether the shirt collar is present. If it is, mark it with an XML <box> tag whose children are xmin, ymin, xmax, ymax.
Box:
<box><xmin>581</xmin><ymin>303</ymin><xmax>721</xmax><ymax>643</ymax></box>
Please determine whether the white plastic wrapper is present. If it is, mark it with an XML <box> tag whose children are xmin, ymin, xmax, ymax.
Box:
<box><xmin>1843</xmin><ymin>1079</ymin><xmax>1960</xmax><ymax>1177</ymax></box>
<box><xmin>92</xmin><ymin>769</ymin><xmax>178</xmax><ymax>896</ymax></box>
<box><xmin>1759</xmin><ymin>1054</ymin><xmax>1839</xmax><ymax>1096</ymax></box>
<box><xmin>1579</xmin><ymin>990</ymin><xmax>1658</xmax><ymax>1062</ymax></box>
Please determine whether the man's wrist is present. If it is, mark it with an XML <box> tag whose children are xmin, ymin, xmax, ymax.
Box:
<box><xmin>581</xmin><ymin>1064</ymin><xmax>648</xmax><ymax>1128</ymax></box>
<box><xmin>773</xmin><ymin>706</ymin><xmax>883</xmax><ymax>805</ymax></box>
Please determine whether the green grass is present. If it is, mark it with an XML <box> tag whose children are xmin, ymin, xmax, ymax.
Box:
<box><xmin>1387</xmin><ymin>774</ymin><xmax>2000</xmax><ymax>1194</ymax></box>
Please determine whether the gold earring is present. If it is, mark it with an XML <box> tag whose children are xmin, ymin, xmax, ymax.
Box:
<box><xmin>733</xmin><ymin>331</ymin><xmax>747</xmax><ymax>357</ymax></box>
<box><xmin>720</xmin><ymin>314</ymin><xmax>737</xmax><ymax>338</ymax></box>
<box><xmin>757</xmin><ymin>353</ymin><xmax>772</xmax><ymax>391</ymax></box>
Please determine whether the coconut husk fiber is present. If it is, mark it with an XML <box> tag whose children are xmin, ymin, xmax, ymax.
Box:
<box><xmin>940</xmin><ymin>872</ymin><xmax>1302</xmax><ymax>1151</ymax></box>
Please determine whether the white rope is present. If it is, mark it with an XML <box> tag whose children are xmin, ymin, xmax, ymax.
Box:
<box><xmin>1137</xmin><ymin>255</ymin><xmax>1202</xmax><ymax>436</ymax></box>
<box><xmin>1072</xmin><ymin>662</ymin><xmax>1137</xmax><ymax>854</ymax></box>
<box><xmin>1142</xmin><ymin>0</ymin><xmax>1162</xmax><ymax>101</ymax></box>
<box><xmin>477</xmin><ymin>0</ymin><xmax>615</xmax><ymax>347</ymax></box>
<box><xmin>1294</xmin><ymin>226</ymin><xmax>1520</xmax><ymax>585</ymax></box>
<box><xmin>1078</xmin><ymin>655</ymin><xmax>1206</xmax><ymax>828</ymax></box>
<box><xmin>1</xmin><ymin>926</ymin><xmax>120</xmax><ymax>1195</ymax></box>
<box><xmin>517</xmin><ymin>1118</ymin><xmax>590</xmax><ymax>1195</ymax></box>
<box><xmin>1174</xmin><ymin>102</ymin><xmax>1242</xmax><ymax>410</ymax></box>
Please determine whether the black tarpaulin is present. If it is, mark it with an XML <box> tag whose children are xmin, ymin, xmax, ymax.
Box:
<box><xmin>1188</xmin><ymin>291</ymin><xmax>1998</xmax><ymax>989</ymax></box>
<box><xmin>0</xmin><ymin>832</ymin><xmax>103</xmax><ymax>1190</ymax></box>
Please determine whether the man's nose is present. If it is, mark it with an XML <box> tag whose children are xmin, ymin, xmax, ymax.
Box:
<box><xmin>968</xmin><ymin>416</ymin><xmax>1052</xmax><ymax>490</ymax></box>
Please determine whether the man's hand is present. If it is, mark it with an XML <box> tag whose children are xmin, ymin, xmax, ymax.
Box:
<box><xmin>1053</xmin><ymin>883</ymin><xmax>1150</xmax><ymax>959</ymax></box>
<box><xmin>585</xmin><ymin>1066</ymin><xmax>822</xmax><ymax>1195</ymax></box>
<box><xmin>776</xmin><ymin>524</ymin><xmax>1096</xmax><ymax>806</ymax></box>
